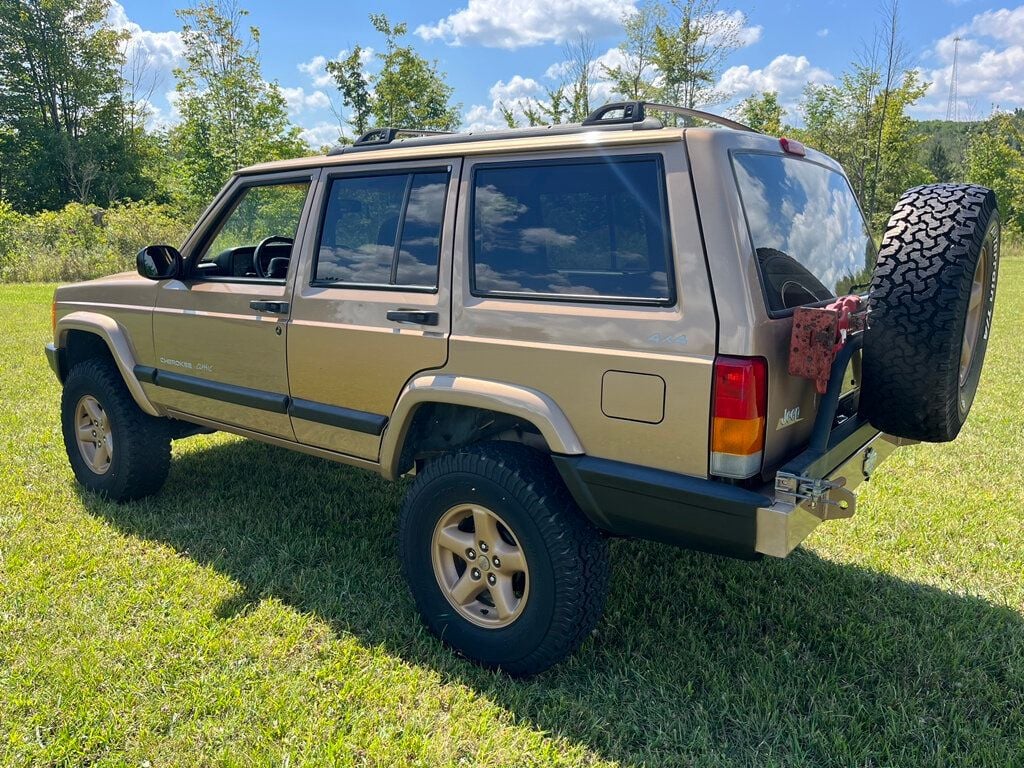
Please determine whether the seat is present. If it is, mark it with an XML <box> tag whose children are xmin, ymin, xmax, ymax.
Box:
<box><xmin>266</xmin><ymin>257</ymin><xmax>290</xmax><ymax>279</ymax></box>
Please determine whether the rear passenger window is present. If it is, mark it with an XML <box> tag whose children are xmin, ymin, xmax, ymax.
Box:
<box><xmin>314</xmin><ymin>170</ymin><xmax>449</xmax><ymax>288</ymax></box>
<box><xmin>471</xmin><ymin>157</ymin><xmax>673</xmax><ymax>303</ymax></box>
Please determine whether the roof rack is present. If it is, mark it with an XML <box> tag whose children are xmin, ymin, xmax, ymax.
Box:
<box><xmin>321</xmin><ymin>101</ymin><xmax>754</xmax><ymax>157</ymax></box>
<box><xmin>582</xmin><ymin>101</ymin><xmax>758</xmax><ymax>134</ymax></box>
<box><xmin>326</xmin><ymin>127</ymin><xmax>454</xmax><ymax>156</ymax></box>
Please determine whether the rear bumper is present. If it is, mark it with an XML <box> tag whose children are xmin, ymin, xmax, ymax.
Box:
<box><xmin>754</xmin><ymin>428</ymin><xmax>906</xmax><ymax>558</ymax></box>
<box><xmin>553</xmin><ymin>455</ymin><xmax>771</xmax><ymax>559</ymax></box>
<box><xmin>553</xmin><ymin>420</ymin><xmax>905</xmax><ymax>560</ymax></box>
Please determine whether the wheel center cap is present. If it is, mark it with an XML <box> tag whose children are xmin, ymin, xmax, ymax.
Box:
<box><xmin>479</xmin><ymin>556</ymin><xmax>491</xmax><ymax>572</ymax></box>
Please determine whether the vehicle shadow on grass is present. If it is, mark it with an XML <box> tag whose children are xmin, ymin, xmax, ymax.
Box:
<box><xmin>84</xmin><ymin>438</ymin><xmax>1023</xmax><ymax>766</ymax></box>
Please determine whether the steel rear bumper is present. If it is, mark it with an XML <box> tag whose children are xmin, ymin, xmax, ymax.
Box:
<box><xmin>754</xmin><ymin>429</ymin><xmax>907</xmax><ymax>558</ymax></box>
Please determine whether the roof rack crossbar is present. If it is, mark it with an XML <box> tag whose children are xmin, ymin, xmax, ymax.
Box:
<box><xmin>353</xmin><ymin>127</ymin><xmax>453</xmax><ymax>146</ymax></box>
<box><xmin>582</xmin><ymin>101</ymin><xmax>758</xmax><ymax>134</ymax></box>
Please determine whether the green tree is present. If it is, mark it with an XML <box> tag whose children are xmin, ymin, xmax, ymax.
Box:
<box><xmin>925</xmin><ymin>141</ymin><xmax>953</xmax><ymax>182</ymax></box>
<box><xmin>652</xmin><ymin>0</ymin><xmax>747</xmax><ymax>112</ymax></box>
<box><xmin>604</xmin><ymin>2</ymin><xmax>665</xmax><ymax>101</ymax></box>
<box><xmin>327</xmin><ymin>46</ymin><xmax>372</xmax><ymax>135</ymax></box>
<box><xmin>563</xmin><ymin>33</ymin><xmax>597</xmax><ymax>122</ymax></box>
<box><xmin>736</xmin><ymin>91</ymin><xmax>784</xmax><ymax>135</ymax></box>
<box><xmin>170</xmin><ymin>0</ymin><xmax>307</xmax><ymax>209</ymax></box>
<box><xmin>796</xmin><ymin>68</ymin><xmax>930</xmax><ymax>228</ymax></box>
<box><xmin>964</xmin><ymin>114</ymin><xmax>1024</xmax><ymax>234</ymax></box>
<box><xmin>327</xmin><ymin>14</ymin><xmax>460</xmax><ymax>136</ymax></box>
<box><xmin>0</xmin><ymin>0</ymin><xmax>149</xmax><ymax>211</ymax></box>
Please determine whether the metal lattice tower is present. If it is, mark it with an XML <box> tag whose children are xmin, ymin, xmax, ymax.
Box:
<box><xmin>945</xmin><ymin>36</ymin><xmax>961</xmax><ymax>122</ymax></box>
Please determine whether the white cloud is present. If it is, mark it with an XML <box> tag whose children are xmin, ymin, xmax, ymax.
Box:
<box><xmin>464</xmin><ymin>75</ymin><xmax>546</xmax><ymax>130</ymax></box>
<box><xmin>716</xmin><ymin>10</ymin><xmax>761</xmax><ymax>47</ymax></box>
<box><xmin>817</xmin><ymin>28</ymin><xmax>829</xmax><ymax>37</ymax></box>
<box><xmin>281</xmin><ymin>86</ymin><xmax>331</xmax><ymax>116</ymax></box>
<box><xmin>108</xmin><ymin>1</ymin><xmax>184</xmax><ymax>103</ymax></box>
<box><xmin>299</xmin><ymin>47</ymin><xmax>375</xmax><ymax>88</ymax></box>
<box><xmin>967</xmin><ymin>6</ymin><xmax>1024</xmax><ymax>43</ymax></box>
<box><xmin>920</xmin><ymin>5</ymin><xmax>1024</xmax><ymax>118</ymax></box>
<box><xmin>718</xmin><ymin>54</ymin><xmax>833</xmax><ymax>102</ymax></box>
<box><xmin>416</xmin><ymin>0</ymin><xmax>637</xmax><ymax>49</ymax></box>
<box><xmin>299</xmin><ymin>55</ymin><xmax>332</xmax><ymax>87</ymax></box>
<box><xmin>299</xmin><ymin>121</ymin><xmax>344</xmax><ymax>149</ymax></box>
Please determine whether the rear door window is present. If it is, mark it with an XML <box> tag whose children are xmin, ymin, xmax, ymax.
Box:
<box><xmin>470</xmin><ymin>156</ymin><xmax>673</xmax><ymax>304</ymax></box>
<box><xmin>732</xmin><ymin>153</ymin><xmax>876</xmax><ymax>313</ymax></box>
<box><xmin>314</xmin><ymin>169</ymin><xmax>450</xmax><ymax>289</ymax></box>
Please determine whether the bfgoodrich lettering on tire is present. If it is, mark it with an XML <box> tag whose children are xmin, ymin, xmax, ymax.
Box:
<box><xmin>861</xmin><ymin>184</ymin><xmax>1000</xmax><ymax>442</ymax></box>
<box><xmin>398</xmin><ymin>442</ymin><xmax>610</xmax><ymax>676</ymax></box>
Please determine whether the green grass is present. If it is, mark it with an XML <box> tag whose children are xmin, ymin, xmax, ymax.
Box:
<box><xmin>1</xmin><ymin>250</ymin><xmax>1022</xmax><ymax>767</ymax></box>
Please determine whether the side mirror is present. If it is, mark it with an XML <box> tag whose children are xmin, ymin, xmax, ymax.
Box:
<box><xmin>137</xmin><ymin>244</ymin><xmax>182</xmax><ymax>280</ymax></box>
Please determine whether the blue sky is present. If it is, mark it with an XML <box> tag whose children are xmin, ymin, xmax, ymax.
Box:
<box><xmin>111</xmin><ymin>0</ymin><xmax>1024</xmax><ymax>146</ymax></box>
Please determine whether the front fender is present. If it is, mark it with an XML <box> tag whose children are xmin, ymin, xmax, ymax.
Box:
<box><xmin>56</xmin><ymin>311</ymin><xmax>160</xmax><ymax>416</ymax></box>
<box><xmin>380</xmin><ymin>374</ymin><xmax>584</xmax><ymax>480</ymax></box>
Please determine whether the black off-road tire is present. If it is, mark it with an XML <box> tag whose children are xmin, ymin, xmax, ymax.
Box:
<box><xmin>861</xmin><ymin>183</ymin><xmax>1000</xmax><ymax>442</ymax></box>
<box><xmin>61</xmin><ymin>358</ymin><xmax>172</xmax><ymax>502</ymax></box>
<box><xmin>398</xmin><ymin>442</ymin><xmax>610</xmax><ymax>676</ymax></box>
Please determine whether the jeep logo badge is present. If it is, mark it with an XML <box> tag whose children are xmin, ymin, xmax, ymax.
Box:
<box><xmin>777</xmin><ymin>406</ymin><xmax>803</xmax><ymax>430</ymax></box>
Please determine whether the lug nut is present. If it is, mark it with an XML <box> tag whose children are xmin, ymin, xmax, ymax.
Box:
<box><xmin>487</xmin><ymin>574</ymin><xmax>496</xmax><ymax>585</ymax></box>
<box><xmin>466</xmin><ymin>549</ymin><xmax>476</xmax><ymax>560</ymax></box>
<box><xmin>479</xmin><ymin>541</ymin><xmax>489</xmax><ymax>553</ymax></box>
<box><xmin>492</xmin><ymin>556</ymin><xmax>501</xmax><ymax>568</ymax></box>
<box><xmin>471</xmin><ymin>568</ymin><xmax>481</xmax><ymax>580</ymax></box>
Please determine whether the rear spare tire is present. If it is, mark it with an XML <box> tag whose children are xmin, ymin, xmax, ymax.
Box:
<box><xmin>861</xmin><ymin>184</ymin><xmax>1000</xmax><ymax>442</ymax></box>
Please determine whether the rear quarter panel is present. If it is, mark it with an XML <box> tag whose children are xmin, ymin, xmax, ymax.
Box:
<box><xmin>447</xmin><ymin>141</ymin><xmax>718</xmax><ymax>478</ymax></box>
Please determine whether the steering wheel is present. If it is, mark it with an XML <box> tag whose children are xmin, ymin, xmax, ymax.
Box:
<box><xmin>252</xmin><ymin>235</ymin><xmax>294</xmax><ymax>278</ymax></box>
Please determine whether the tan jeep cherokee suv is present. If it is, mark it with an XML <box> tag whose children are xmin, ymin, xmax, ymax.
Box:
<box><xmin>45</xmin><ymin>102</ymin><xmax>1000</xmax><ymax>675</ymax></box>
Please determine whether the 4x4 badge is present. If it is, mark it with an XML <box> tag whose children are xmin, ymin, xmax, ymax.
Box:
<box><xmin>777</xmin><ymin>406</ymin><xmax>803</xmax><ymax>430</ymax></box>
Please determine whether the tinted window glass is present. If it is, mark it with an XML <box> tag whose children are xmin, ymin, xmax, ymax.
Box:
<box><xmin>395</xmin><ymin>173</ymin><xmax>448</xmax><ymax>286</ymax></box>
<box><xmin>471</xmin><ymin>158</ymin><xmax>672</xmax><ymax>302</ymax></box>
<box><xmin>315</xmin><ymin>171</ymin><xmax>449</xmax><ymax>287</ymax></box>
<box><xmin>733</xmin><ymin>153</ymin><xmax>876</xmax><ymax>312</ymax></box>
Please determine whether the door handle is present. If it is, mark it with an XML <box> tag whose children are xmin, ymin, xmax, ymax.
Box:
<box><xmin>386</xmin><ymin>310</ymin><xmax>439</xmax><ymax>326</ymax></box>
<box><xmin>250</xmin><ymin>300</ymin><xmax>289</xmax><ymax>314</ymax></box>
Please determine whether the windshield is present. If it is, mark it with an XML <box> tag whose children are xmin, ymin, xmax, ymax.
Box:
<box><xmin>733</xmin><ymin>152</ymin><xmax>875</xmax><ymax>313</ymax></box>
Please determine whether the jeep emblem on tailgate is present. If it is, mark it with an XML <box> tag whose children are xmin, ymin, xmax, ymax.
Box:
<box><xmin>777</xmin><ymin>406</ymin><xmax>803</xmax><ymax>430</ymax></box>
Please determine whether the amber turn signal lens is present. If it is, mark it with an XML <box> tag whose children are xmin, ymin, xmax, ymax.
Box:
<box><xmin>712</xmin><ymin>416</ymin><xmax>766</xmax><ymax>456</ymax></box>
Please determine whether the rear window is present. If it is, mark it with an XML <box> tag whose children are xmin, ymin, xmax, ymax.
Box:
<box><xmin>470</xmin><ymin>156</ymin><xmax>673</xmax><ymax>304</ymax></box>
<box><xmin>733</xmin><ymin>153</ymin><xmax>875</xmax><ymax>313</ymax></box>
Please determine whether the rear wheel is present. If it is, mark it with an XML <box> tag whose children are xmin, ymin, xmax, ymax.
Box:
<box><xmin>61</xmin><ymin>358</ymin><xmax>171</xmax><ymax>501</ymax></box>
<box><xmin>861</xmin><ymin>184</ymin><xmax>1000</xmax><ymax>442</ymax></box>
<box><xmin>398</xmin><ymin>442</ymin><xmax>609</xmax><ymax>676</ymax></box>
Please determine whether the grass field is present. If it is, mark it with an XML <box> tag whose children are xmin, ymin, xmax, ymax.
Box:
<box><xmin>1</xmin><ymin>250</ymin><xmax>1022</xmax><ymax>767</ymax></box>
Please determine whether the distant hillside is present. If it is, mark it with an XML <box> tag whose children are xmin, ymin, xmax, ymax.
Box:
<box><xmin>911</xmin><ymin>119</ymin><xmax>979</xmax><ymax>182</ymax></box>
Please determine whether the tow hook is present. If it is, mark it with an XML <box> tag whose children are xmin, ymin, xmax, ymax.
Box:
<box><xmin>774</xmin><ymin>471</ymin><xmax>856</xmax><ymax>520</ymax></box>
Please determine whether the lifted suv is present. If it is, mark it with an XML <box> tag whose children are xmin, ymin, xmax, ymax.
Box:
<box><xmin>46</xmin><ymin>102</ymin><xmax>1000</xmax><ymax>675</ymax></box>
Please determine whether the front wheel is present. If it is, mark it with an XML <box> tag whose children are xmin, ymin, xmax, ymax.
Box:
<box><xmin>398</xmin><ymin>442</ymin><xmax>610</xmax><ymax>676</ymax></box>
<box><xmin>61</xmin><ymin>358</ymin><xmax>171</xmax><ymax>502</ymax></box>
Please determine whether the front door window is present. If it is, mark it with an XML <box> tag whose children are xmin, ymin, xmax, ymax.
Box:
<box><xmin>196</xmin><ymin>181</ymin><xmax>311</xmax><ymax>280</ymax></box>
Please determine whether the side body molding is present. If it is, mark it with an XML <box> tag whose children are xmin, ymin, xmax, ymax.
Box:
<box><xmin>57</xmin><ymin>311</ymin><xmax>160</xmax><ymax>416</ymax></box>
<box><xmin>380</xmin><ymin>374</ymin><xmax>584</xmax><ymax>480</ymax></box>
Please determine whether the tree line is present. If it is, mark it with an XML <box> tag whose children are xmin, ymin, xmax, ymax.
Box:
<box><xmin>0</xmin><ymin>0</ymin><xmax>1021</xmax><ymax>283</ymax></box>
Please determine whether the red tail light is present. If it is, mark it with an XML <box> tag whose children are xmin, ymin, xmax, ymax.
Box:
<box><xmin>711</xmin><ymin>356</ymin><xmax>767</xmax><ymax>478</ymax></box>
